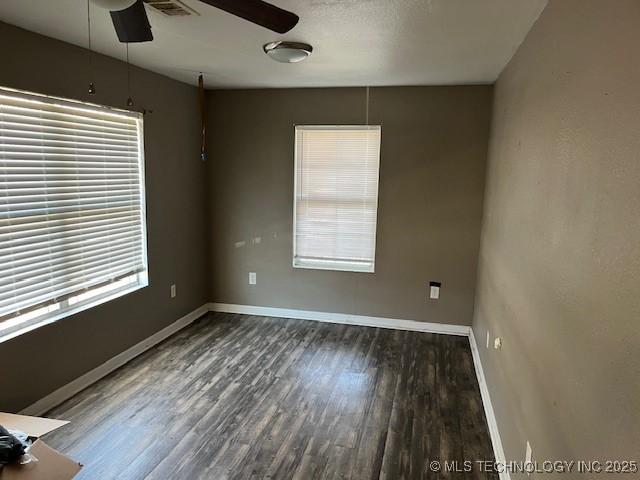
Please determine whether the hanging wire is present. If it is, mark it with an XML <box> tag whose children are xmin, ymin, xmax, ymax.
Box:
<box><xmin>126</xmin><ymin>43</ymin><xmax>134</xmax><ymax>107</ymax></box>
<box><xmin>87</xmin><ymin>0</ymin><xmax>96</xmax><ymax>95</ymax></box>
<box><xmin>127</xmin><ymin>43</ymin><xmax>130</xmax><ymax>90</ymax></box>
<box><xmin>87</xmin><ymin>0</ymin><xmax>92</xmax><ymax>51</ymax></box>
<box><xmin>365</xmin><ymin>86</ymin><xmax>370</xmax><ymax>126</ymax></box>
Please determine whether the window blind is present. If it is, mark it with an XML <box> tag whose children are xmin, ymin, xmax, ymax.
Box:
<box><xmin>294</xmin><ymin>125</ymin><xmax>381</xmax><ymax>273</ymax></box>
<box><xmin>0</xmin><ymin>87</ymin><xmax>147</xmax><ymax>336</ymax></box>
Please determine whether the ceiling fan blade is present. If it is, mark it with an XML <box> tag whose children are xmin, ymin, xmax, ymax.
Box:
<box><xmin>110</xmin><ymin>0</ymin><xmax>153</xmax><ymax>43</ymax></box>
<box><xmin>198</xmin><ymin>0</ymin><xmax>299</xmax><ymax>34</ymax></box>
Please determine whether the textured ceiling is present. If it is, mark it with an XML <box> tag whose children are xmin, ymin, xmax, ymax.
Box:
<box><xmin>0</xmin><ymin>0</ymin><xmax>547</xmax><ymax>88</ymax></box>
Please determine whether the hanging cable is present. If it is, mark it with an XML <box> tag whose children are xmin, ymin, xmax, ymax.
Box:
<box><xmin>365</xmin><ymin>86</ymin><xmax>370</xmax><ymax>126</ymax></box>
<box><xmin>87</xmin><ymin>0</ymin><xmax>95</xmax><ymax>95</ymax></box>
<box><xmin>126</xmin><ymin>43</ymin><xmax>134</xmax><ymax>107</ymax></box>
<box><xmin>198</xmin><ymin>73</ymin><xmax>207</xmax><ymax>161</ymax></box>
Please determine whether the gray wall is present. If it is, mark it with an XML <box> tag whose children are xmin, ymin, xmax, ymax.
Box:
<box><xmin>0</xmin><ymin>22</ymin><xmax>209</xmax><ymax>412</ymax></box>
<box><xmin>207</xmin><ymin>86</ymin><xmax>492</xmax><ymax>326</ymax></box>
<box><xmin>473</xmin><ymin>0</ymin><xmax>640</xmax><ymax>471</ymax></box>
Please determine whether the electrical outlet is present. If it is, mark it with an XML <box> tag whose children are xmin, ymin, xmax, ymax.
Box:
<box><xmin>249</xmin><ymin>272</ymin><xmax>257</xmax><ymax>285</ymax></box>
<box><xmin>486</xmin><ymin>330</ymin><xmax>490</xmax><ymax>349</ymax></box>
<box><xmin>525</xmin><ymin>441</ymin><xmax>533</xmax><ymax>476</ymax></box>
<box><xmin>429</xmin><ymin>281</ymin><xmax>441</xmax><ymax>300</ymax></box>
<box><xmin>494</xmin><ymin>337</ymin><xmax>503</xmax><ymax>350</ymax></box>
<box><xmin>170</xmin><ymin>284</ymin><xmax>177</xmax><ymax>298</ymax></box>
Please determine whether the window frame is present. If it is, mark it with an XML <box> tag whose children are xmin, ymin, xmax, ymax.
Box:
<box><xmin>292</xmin><ymin>124</ymin><xmax>382</xmax><ymax>274</ymax></box>
<box><xmin>0</xmin><ymin>86</ymin><xmax>149</xmax><ymax>343</ymax></box>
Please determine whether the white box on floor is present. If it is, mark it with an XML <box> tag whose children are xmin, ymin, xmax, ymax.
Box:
<box><xmin>0</xmin><ymin>412</ymin><xmax>81</xmax><ymax>480</ymax></box>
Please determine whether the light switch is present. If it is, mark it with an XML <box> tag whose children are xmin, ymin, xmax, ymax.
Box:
<box><xmin>429</xmin><ymin>281</ymin><xmax>441</xmax><ymax>300</ymax></box>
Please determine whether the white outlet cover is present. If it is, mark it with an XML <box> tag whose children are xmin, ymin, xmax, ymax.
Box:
<box><xmin>429</xmin><ymin>286</ymin><xmax>440</xmax><ymax>299</ymax></box>
<box><xmin>170</xmin><ymin>284</ymin><xmax>176</xmax><ymax>298</ymax></box>
<box><xmin>486</xmin><ymin>331</ymin><xmax>490</xmax><ymax>349</ymax></box>
<box><xmin>249</xmin><ymin>272</ymin><xmax>257</xmax><ymax>285</ymax></box>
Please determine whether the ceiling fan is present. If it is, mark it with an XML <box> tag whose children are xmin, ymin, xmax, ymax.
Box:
<box><xmin>92</xmin><ymin>0</ymin><xmax>300</xmax><ymax>43</ymax></box>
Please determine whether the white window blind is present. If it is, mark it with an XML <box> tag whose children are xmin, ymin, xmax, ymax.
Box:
<box><xmin>294</xmin><ymin>125</ymin><xmax>381</xmax><ymax>273</ymax></box>
<box><xmin>0</xmin><ymin>86</ymin><xmax>148</xmax><ymax>339</ymax></box>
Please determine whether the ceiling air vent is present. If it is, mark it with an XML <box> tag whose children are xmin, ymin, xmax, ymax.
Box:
<box><xmin>144</xmin><ymin>0</ymin><xmax>198</xmax><ymax>16</ymax></box>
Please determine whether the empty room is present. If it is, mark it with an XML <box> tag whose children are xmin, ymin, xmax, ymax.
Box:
<box><xmin>0</xmin><ymin>0</ymin><xmax>638</xmax><ymax>479</ymax></box>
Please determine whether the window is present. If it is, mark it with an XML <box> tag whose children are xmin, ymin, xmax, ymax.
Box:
<box><xmin>293</xmin><ymin>125</ymin><xmax>381</xmax><ymax>273</ymax></box>
<box><xmin>0</xmin><ymin>86</ymin><xmax>148</xmax><ymax>341</ymax></box>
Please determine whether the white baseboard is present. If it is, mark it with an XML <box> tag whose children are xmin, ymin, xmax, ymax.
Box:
<box><xmin>208</xmin><ymin>302</ymin><xmax>471</xmax><ymax>336</ymax></box>
<box><xmin>20</xmin><ymin>304</ymin><xmax>209</xmax><ymax>416</ymax></box>
<box><xmin>469</xmin><ymin>330</ymin><xmax>510</xmax><ymax>480</ymax></box>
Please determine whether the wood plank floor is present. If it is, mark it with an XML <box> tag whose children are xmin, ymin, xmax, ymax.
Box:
<box><xmin>43</xmin><ymin>313</ymin><xmax>497</xmax><ymax>479</ymax></box>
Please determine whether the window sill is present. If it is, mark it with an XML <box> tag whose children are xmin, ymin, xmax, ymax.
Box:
<box><xmin>293</xmin><ymin>258</ymin><xmax>375</xmax><ymax>273</ymax></box>
<box><xmin>0</xmin><ymin>276</ymin><xmax>148</xmax><ymax>345</ymax></box>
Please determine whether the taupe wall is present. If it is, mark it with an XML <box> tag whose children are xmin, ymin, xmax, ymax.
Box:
<box><xmin>0</xmin><ymin>22</ymin><xmax>209</xmax><ymax>412</ymax></box>
<box><xmin>207</xmin><ymin>86</ymin><xmax>492</xmax><ymax>326</ymax></box>
<box><xmin>473</xmin><ymin>0</ymin><xmax>640</xmax><ymax>470</ymax></box>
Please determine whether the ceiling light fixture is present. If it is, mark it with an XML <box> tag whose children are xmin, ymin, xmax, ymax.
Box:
<box><xmin>91</xmin><ymin>0</ymin><xmax>137</xmax><ymax>10</ymax></box>
<box><xmin>263</xmin><ymin>41</ymin><xmax>313</xmax><ymax>63</ymax></box>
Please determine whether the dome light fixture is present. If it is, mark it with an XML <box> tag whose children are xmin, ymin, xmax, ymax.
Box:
<box><xmin>91</xmin><ymin>0</ymin><xmax>137</xmax><ymax>11</ymax></box>
<box><xmin>263</xmin><ymin>41</ymin><xmax>313</xmax><ymax>63</ymax></box>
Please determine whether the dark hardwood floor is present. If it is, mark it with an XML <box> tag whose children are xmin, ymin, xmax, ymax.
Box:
<box><xmin>43</xmin><ymin>312</ymin><xmax>497</xmax><ymax>479</ymax></box>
